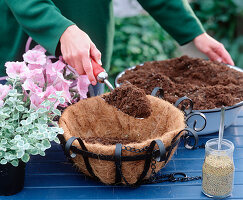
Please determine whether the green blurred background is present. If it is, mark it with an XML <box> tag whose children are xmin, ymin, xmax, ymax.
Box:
<box><xmin>109</xmin><ymin>0</ymin><xmax>243</xmax><ymax>84</ymax></box>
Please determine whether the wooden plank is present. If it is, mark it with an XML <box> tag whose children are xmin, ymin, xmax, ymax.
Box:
<box><xmin>23</xmin><ymin>171</ymin><xmax>243</xmax><ymax>187</ymax></box>
<box><xmin>2</xmin><ymin>185</ymin><xmax>243</xmax><ymax>199</ymax></box>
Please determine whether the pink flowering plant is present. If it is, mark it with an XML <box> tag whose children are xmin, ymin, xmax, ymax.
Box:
<box><xmin>0</xmin><ymin>45</ymin><xmax>90</xmax><ymax>166</ymax></box>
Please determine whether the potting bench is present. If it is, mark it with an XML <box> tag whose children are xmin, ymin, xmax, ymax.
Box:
<box><xmin>1</xmin><ymin>110</ymin><xmax>243</xmax><ymax>200</ymax></box>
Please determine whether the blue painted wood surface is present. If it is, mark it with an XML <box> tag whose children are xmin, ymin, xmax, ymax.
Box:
<box><xmin>1</xmin><ymin>111</ymin><xmax>243</xmax><ymax>200</ymax></box>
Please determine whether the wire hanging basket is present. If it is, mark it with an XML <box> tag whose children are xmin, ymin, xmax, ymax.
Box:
<box><xmin>59</xmin><ymin>88</ymin><xmax>206</xmax><ymax>186</ymax></box>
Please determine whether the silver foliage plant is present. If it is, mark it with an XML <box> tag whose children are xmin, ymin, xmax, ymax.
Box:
<box><xmin>0</xmin><ymin>78</ymin><xmax>64</xmax><ymax>167</ymax></box>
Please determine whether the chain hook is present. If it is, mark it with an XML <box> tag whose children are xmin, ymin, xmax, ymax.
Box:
<box><xmin>169</xmin><ymin>172</ymin><xmax>187</xmax><ymax>182</ymax></box>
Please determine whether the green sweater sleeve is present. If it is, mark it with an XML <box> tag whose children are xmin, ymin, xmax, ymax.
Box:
<box><xmin>4</xmin><ymin>0</ymin><xmax>74</xmax><ymax>55</ymax></box>
<box><xmin>137</xmin><ymin>0</ymin><xmax>205</xmax><ymax>45</ymax></box>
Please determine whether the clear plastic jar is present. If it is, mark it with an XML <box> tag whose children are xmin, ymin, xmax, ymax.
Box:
<box><xmin>202</xmin><ymin>138</ymin><xmax>234</xmax><ymax>199</ymax></box>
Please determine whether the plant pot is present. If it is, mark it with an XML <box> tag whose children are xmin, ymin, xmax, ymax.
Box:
<box><xmin>0</xmin><ymin>161</ymin><xmax>25</xmax><ymax>196</ymax></box>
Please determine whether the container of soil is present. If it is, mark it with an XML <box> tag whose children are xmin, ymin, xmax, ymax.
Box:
<box><xmin>115</xmin><ymin>56</ymin><xmax>243</xmax><ymax>135</ymax></box>
<box><xmin>59</xmin><ymin>91</ymin><xmax>192</xmax><ymax>185</ymax></box>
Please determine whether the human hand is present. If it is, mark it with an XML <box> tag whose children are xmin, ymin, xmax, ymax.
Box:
<box><xmin>60</xmin><ymin>25</ymin><xmax>102</xmax><ymax>85</ymax></box>
<box><xmin>193</xmin><ymin>33</ymin><xmax>234</xmax><ymax>66</ymax></box>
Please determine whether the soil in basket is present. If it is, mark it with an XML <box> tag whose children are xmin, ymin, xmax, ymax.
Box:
<box><xmin>103</xmin><ymin>82</ymin><xmax>152</xmax><ymax>118</ymax></box>
<box><xmin>117</xmin><ymin>56</ymin><xmax>243</xmax><ymax>110</ymax></box>
<box><xmin>82</xmin><ymin>136</ymin><xmax>137</xmax><ymax>145</ymax></box>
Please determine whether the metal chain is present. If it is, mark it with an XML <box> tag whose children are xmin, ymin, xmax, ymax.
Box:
<box><xmin>150</xmin><ymin>158</ymin><xmax>157</xmax><ymax>182</ymax></box>
<box><xmin>147</xmin><ymin>157</ymin><xmax>201</xmax><ymax>184</ymax></box>
<box><xmin>197</xmin><ymin>143</ymin><xmax>205</xmax><ymax>149</ymax></box>
<box><xmin>122</xmin><ymin>146</ymin><xmax>202</xmax><ymax>185</ymax></box>
<box><xmin>117</xmin><ymin>145</ymin><xmax>149</xmax><ymax>186</ymax></box>
<box><xmin>122</xmin><ymin>145</ymin><xmax>149</xmax><ymax>153</ymax></box>
<box><xmin>180</xmin><ymin>176</ymin><xmax>202</xmax><ymax>182</ymax></box>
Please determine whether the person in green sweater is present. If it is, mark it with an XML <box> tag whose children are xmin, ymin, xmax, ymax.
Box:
<box><xmin>0</xmin><ymin>0</ymin><xmax>234</xmax><ymax>92</ymax></box>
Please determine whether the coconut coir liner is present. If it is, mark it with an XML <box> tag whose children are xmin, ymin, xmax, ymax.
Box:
<box><xmin>117</xmin><ymin>56</ymin><xmax>243</xmax><ymax>110</ymax></box>
<box><xmin>86</xmin><ymin>83</ymin><xmax>152</xmax><ymax>144</ymax></box>
<box><xmin>103</xmin><ymin>82</ymin><xmax>151</xmax><ymax>118</ymax></box>
<box><xmin>59</xmin><ymin>95</ymin><xmax>185</xmax><ymax>184</ymax></box>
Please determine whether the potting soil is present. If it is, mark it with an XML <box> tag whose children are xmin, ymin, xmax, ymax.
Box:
<box><xmin>103</xmin><ymin>82</ymin><xmax>152</xmax><ymax>118</ymax></box>
<box><xmin>117</xmin><ymin>56</ymin><xmax>243</xmax><ymax>110</ymax></box>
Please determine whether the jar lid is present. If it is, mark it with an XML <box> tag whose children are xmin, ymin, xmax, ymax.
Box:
<box><xmin>205</xmin><ymin>138</ymin><xmax>234</xmax><ymax>153</ymax></box>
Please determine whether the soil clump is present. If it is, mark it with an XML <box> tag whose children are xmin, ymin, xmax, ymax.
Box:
<box><xmin>103</xmin><ymin>82</ymin><xmax>152</xmax><ymax>118</ymax></box>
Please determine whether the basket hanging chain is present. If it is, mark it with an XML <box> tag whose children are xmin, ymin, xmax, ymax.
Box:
<box><xmin>197</xmin><ymin>143</ymin><xmax>205</xmax><ymax>149</ymax></box>
<box><xmin>148</xmin><ymin>155</ymin><xmax>201</xmax><ymax>183</ymax></box>
<box><xmin>150</xmin><ymin>157</ymin><xmax>157</xmax><ymax>182</ymax></box>
<box><xmin>122</xmin><ymin>145</ymin><xmax>202</xmax><ymax>184</ymax></box>
<box><xmin>122</xmin><ymin>145</ymin><xmax>149</xmax><ymax>153</ymax></box>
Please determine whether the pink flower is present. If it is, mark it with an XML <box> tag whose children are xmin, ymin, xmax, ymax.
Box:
<box><xmin>27</xmin><ymin>69</ymin><xmax>45</xmax><ymax>88</ymax></box>
<box><xmin>32</xmin><ymin>45</ymin><xmax>46</xmax><ymax>53</ymax></box>
<box><xmin>46</xmin><ymin>74</ymin><xmax>55</xmax><ymax>86</ymax></box>
<box><xmin>41</xmin><ymin>85</ymin><xmax>57</xmax><ymax>99</ymax></box>
<box><xmin>0</xmin><ymin>84</ymin><xmax>10</xmax><ymax>107</ymax></box>
<box><xmin>0</xmin><ymin>100</ymin><xmax>4</xmax><ymax>107</ymax></box>
<box><xmin>22</xmin><ymin>79</ymin><xmax>42</xmax><ymax>94</ymax></box>
<box><xmin>28</xmin><ymin>57</ymin><xmax>52</xmax><ymax>70</ymax></box>
<box><xmin>40</xmin><ymin>86</ymin><xmax>59</xmax><ymax>109</ymax></box>
<box><xmin>45</xmin><ymin>72</ymin><xmax>72</xmax><ymax>102</ymax></box>
<box><xmin>77</xmin><ymin>75</ymin><xmax>90</xmax><ymax>99</ymax></box>
<box><xmin>52</xmin><ymin>73</ymin><xmax>72</xmax><ymax>102</ymax></box>
<box><xmin>23</xmin><ymin>50</ymin><xmax>46</xmax><ymax>65</ymax></box>
<box><xmin>5</xmin><ymin>61</ymin><xmax>30</xmax><ymax>79</ymax></box>
<box><xmin>29</xmin><ymin>86</ymin><xmax>59</xmax><ymax>109</ymax></box>
<box><xmin>46</xmin><ymin>60</ymin><xmax>66</xmax><ymax>76</ymax></box>
<box><xmin>28</xmin><ymin>64</ymin><xmax>42</xmax><ymax>70</ymax></box>
<box><xmin>0</xmin><ymin>84</ymin><xmax>11</xmax><ymax>100</ymax></box>
<box><xmin>29</xmin><ymin>93</ymin><xmax>44</xmax><ymax>109</ymax></box>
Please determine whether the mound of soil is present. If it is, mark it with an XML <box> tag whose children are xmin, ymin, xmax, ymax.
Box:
<box><xmin>103</xmin><ymin>82</ymin><xmax>152</xmax><ymax>118</ymax></box>
<box><xmin>117</xmin><ymin>56</ymin><xmax>243</xmax><ymax>110</ymax></box>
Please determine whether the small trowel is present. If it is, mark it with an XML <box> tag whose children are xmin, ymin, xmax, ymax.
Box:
<box><xmin>91</xmin><ymin>59</ymin><xmax>114</xmax><ymax>91</ymax></box>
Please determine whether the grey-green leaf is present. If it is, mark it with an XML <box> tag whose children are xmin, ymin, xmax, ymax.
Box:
<box><xmin>21</xmin><ymin>153</ymin><xmax>30</xmax><ymax>163</ymax></box>
<box><xmin>53</xmin><ymin>109</ymin><xmax>61</xmax><ymax>116</ymax></box>
<box><xmin>42</xmin><ymin>139</ymin><xmax>51</xmax><ymax>149</ymax></box>
<box><xmin>0</xmin><ymin>159</ymin><xmax>7</xmax><ymax>165</ymax></box>
<box><xmin>16</xmin><ymin>105</ymin><xmax>24</xmax><ymax>112</ymax></box>
<box><xmin>10</xmin><ymin>159</ymin><xmax>19</xmax><ymax>167</ymax></box>
<box><xmin>17</xmin><ymin>150</ymin><xmax>25</xmax><ymax>159</ymax></box>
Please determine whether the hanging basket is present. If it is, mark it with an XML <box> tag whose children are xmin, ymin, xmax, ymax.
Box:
<box><xmin>59</xmin><ymin>88</ymin><xmax>206</xmax><ymax>186</ymax></box>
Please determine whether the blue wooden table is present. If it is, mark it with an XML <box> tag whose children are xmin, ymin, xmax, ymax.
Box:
<box><xmin>1</xmin><ymin>111</ymin><xmax>243</xmax><ymax>200</ymax></box>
